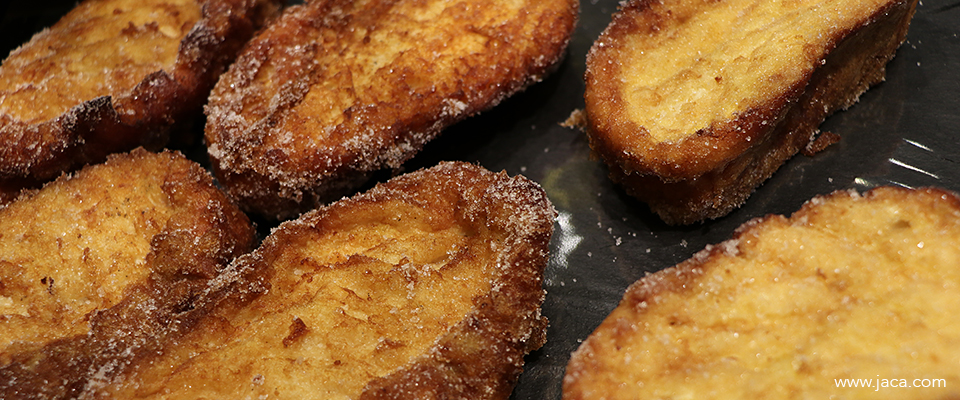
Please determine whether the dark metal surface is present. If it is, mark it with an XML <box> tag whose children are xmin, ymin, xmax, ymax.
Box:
<box><xmin>3</xmin><ymin>0</ymin><xmax>959</xmax><ymax>398</ymax></box>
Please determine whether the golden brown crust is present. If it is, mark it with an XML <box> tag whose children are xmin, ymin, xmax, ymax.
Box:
<box><xmin>584</xmin><ymin>0</ymin><xmax>918</xmax><ymax>225</ymax></box>
<box><xmin>94</xmin><ymin>161</ymin><xmax>554</xmax><ymax>399</ymax></box>
<box><xmin>564</xmin><ymin>186</ymin><xmax>960</xmax><ymax>399</ymax></box>
<box><xmin>205</xmin><ymin>0</ymin><xmax>578</xmax><ymax>220</ymax></box>
<box><xmin>0</xmin><ymin>0</ymin><xmax>283</xmax><ymax>201</ymax></box>
<box><xmin>0</xmin><ymin>148</ymin><xmax>256</xmax><ymax>400</ymax></box>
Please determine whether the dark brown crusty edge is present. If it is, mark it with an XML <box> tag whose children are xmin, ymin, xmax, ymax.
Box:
<box><xmin>0</xmin><ymin>149</ymin><xmax>256</xmax><ymax>400</ymax></box>
<box><xmin>356</xmin><ymin>163</ymin><xmax>554</xmax><ymax>399</ymax></box>
<box><xmin>205</xmin><ymin>0</ymin><xmax>578</xmax><ymax>221</ymax></box>
<box><xmin>585</xmin><ymin>0</ymin><xmax>917</xmax><ymax>225</ymax></box>
<box><xmin>0</xmin><ymin>0</ymin><xmax>283</xmax><ymax>205</ymax></box>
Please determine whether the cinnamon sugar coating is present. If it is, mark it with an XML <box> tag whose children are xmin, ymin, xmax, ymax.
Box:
<box><xmin>91</xmin><ymin>161</ymin><xmax>554</xmax><ymax>399</ymax></box>
<box><xmin>0</xmin><ymin>148</ymin><xmax>256</xmax><ymax>399</ymax></box>
<box><xmin>0</xmin><ymin>0</ymin><xmax>283</xmax><ymax>204</ymax></box>
<box><xmin>585</xmin><ymin>0</ymin><xmax>918</xmax><ymax>224</ymax></box>
<box><xmin>205</xmin><ymin>0</ymin><xmax>578</xmax><ymax>220</ymax></box>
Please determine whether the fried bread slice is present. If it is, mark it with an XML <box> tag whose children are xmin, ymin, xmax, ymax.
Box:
<box><xmin>95</xmin><ymin>161</ymin><xmax>555</xmax><ymax>399</ymax></box>
<box><xmin>0</xmin><ymin>148</ymin><xmax>256</xmax><ymax>399</ymax></box>
<box><xmin>205</xmin><ymin>0</ymin><xmax>578</xmax><ymax>220</ymax></box>
<box><xmin>0</xmin><ymin>0</ymin><xmax>283</xmax><ymax>204</ymax></box>
<box><xmin>584</xmin><ymin>0</ymin><xmax>918</xmax><ymax>225</ymax></box>
<box><xmin>564</xmin><ymin>186</ymin><xmax>960</xmax><ymax>399</ymax></box>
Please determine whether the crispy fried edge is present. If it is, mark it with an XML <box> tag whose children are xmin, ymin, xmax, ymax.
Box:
<box><xmin>205</xmin><ymin>0</ymin><xmax>578</xmax><ymax>221</ymax></box>
<box><xmin>0</xmin><ymin>148</ymin><xmax>256</xmax><ymax>400</ymax></box>
<box><xmin>356</xmin><ymin>162</ymin><xmax>554</xmax><ymax>399</ymax></box>
<box><xmin>0</xmin><ymin>0</ymin><xmax>283</xmax><ymax>201</ymax></box>
<box><xmin>584</xmin><ymin>0</ymin><xmax>917</xmax><ymax>225</ymax></box>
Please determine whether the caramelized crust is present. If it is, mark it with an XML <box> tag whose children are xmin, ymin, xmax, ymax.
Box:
<box><xmin>0</xmin><ymin>0</ymin><xmax>283</xmax><ymax>203</ymax></box>
<box><xmin>206</xmin><ymin>0</ymin><xmax>578</xmax><ymax>220</ymax></box>
<box><xmin>0</xmin><ymin>148</ymin><xmax>256</xmax><ymax>400</ymax></box>
<box><xmin>91</xmin><ymin>162</ymin><xmax>554</xmax><ymax>399</ymax></box>
<box><xmin>585</xmin><ymin>0</ymin><xmax>918</xmax><ymax>224</ymax></box>
<box><xmin>564</xmin><ymin>186</ymin><xmax>960</xmax><ymax>399</ymax></box>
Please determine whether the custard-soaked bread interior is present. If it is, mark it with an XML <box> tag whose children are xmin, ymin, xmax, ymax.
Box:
<box><xmin>584</xmin><ymin>0</ymin><xmax>918</xmax><ymax>224</ymax></box>
<box><xmin>0</xmin><ymin>148</ymin><xmax>256</xmax><ymax>399</ymax></box>
<box><xmin>564</xmin><ymin>186</ymin><xmax>960</xmax><ymax>399</ymax></box>
<box><xmin>97</xmin><ymin>162</ymin><xmax>555</xmax><ymax>399</ymax></box>
<box><xmin>0</xmin><ymin>0</ymin><xmax>282</xmax><ymax>204</ymax></box>
<box><xmin>206</xmin><ymin>0</ymin><xmax>578</xmax><ymax>220</ymax></box>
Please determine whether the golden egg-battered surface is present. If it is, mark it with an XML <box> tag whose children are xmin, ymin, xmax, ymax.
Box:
<box><xmin>0</xmin><ymin>148</ymin><xmax>255</xmax><ymax>399</ymax></box>
<box><xmin>584</xmin><ymin>0</ymin><xmax>917</xmax><ymax>224</ymax></box>
<box><xmin>206</xmin><ymin>0</ymin><xmax>578</xmax><ymax>220</ymax></box>
<box><xmin>100</xmin><ymin>161</ymin><xmax>555</xmax><ymax>399</ymax></box>
<box><xmin>0</xmin><ymin>149</ymin><xmax>180</xmax><ymax>350</ymax></box>
<box><xmin>0</xmin><ymin>0</ymin><xmax>282</xmax><ymax>200</ymax></box>
<box><xmin>564</xmin><ymin>187</ymin><xmax>960</xmax><ymax>399</ymax></box>
<box><xmin>604</xmin><ymin>0</ymin><xmax>898</xmax><ymax>144</ymax></box>
<box><xmin>0</xmin><ymin>0</ymin><xmax>200</xmax><ymax>124</ymax></box>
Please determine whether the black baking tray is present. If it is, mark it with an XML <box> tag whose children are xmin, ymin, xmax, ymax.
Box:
<box><xmin>3</xmin><ymin>0</ymin><xmax>959</xmax><ymax>398</ymax></box>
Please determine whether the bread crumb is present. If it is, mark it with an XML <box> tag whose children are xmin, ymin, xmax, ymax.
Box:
<box><xmin>560</xmin><ymin>108</ymin><xmax>587</xmax><ymax>131</ymax></box>
<box><xmin>802</xmin><ymin>131</ymin><xmax>841</xmax><ymax>156</ymax></box>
